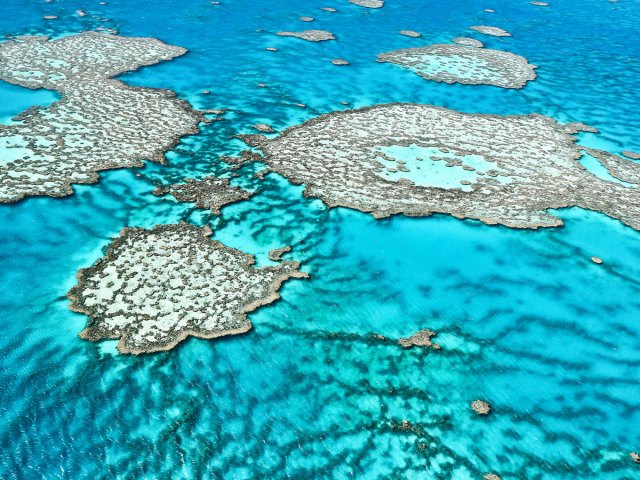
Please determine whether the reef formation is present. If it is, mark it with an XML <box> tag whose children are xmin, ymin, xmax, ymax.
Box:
<box><xmin>0</xmin><ymin>32</ymin><xmax>202</xmax><ymax>203</ymax></box>
<box><xmin>398</xmin><ymin>329</ymin><xmax>441</xmax><ymax>349</ymax></box>
<box><xmin>470</xmin><ymin>25</ymin><xmax>512</xmax><ymax>37</ymax></box>
<box><xmin>471</xmin><ymin>400</ymin><xmax>492</xmax><ymax>415</ymax></box>
<box><xmin>68</xmin><ymin>223</ymin><xmax>307</xmax><ymax>354</ymax></box>
<box><xmin>275</xmin><ymin>30</ymin><xmax>335</xmax><ymax>42</ymax></box>
<box><xmin>399</xmin><ymin>30</ymin><xmax>421</xmax><ymax>38</ymax></box>
<box><xmin>152</xmin><ymin>176</ymin><xmax>254</xmax><ymax>215</ymax></box>
<box><xmin>237</xmin><ymin>103</ymin><xmax>640</xmax><ymax>230</ymax></box>
<box><xmin>452</xmin><ymin>37</ymin><xmax>485</xmax><ymax>48</ymax></box>
<box><xmin>253</xmin><ymin>123</ymin><xmax>276</xmax><ymax>133</ymax></box>
<box><xmin>378</xmin><ymin>43</ymin><xmax>537</xmax><ymax>89</ymax></box>
<box><xmin>483</xmin><ymin>474</ymin><xmax>502</xmax><ymax>480</ymax></box>
<box><xmin>350</xmin><ymin>0</ymin><xmax>384</xmax><ymax>8</ymax></box>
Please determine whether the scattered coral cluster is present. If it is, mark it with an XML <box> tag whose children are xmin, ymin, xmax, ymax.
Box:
<box><xmin>0</xmin><ymin>33</ymin><xmax>308</xmax><ymax>356</ymax></box>
<box><xmin>398</xmin><ymin>329</ymin><xmax>441</xmax><ymax>349</ymax></box>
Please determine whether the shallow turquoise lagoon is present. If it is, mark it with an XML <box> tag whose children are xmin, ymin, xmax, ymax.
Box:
<box><xmin>374</xmin><ymin>145</ymin><xmax>508</xmax><ymax>191</ymax></box>
<box><xmin>1</xmin><ymin>0</ymin><xmax>639</xmax><ymax>479</ymax></box>
<box><xmin>0</xmin><ymin>82</ymin><xmax>59</xmax><ymax>123</ymax></box>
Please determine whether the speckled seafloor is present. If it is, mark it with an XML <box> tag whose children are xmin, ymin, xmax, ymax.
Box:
<box><xmin>1</xmin><ymin>0</ymin><xmax>640</xmax><ymax>479</ymax></box>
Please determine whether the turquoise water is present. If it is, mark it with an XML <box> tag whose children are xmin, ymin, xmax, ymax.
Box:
<box><xmin>577</xmin><ymin>150</ymin><xmax>636</xmax><ymax>187</ymax></box>
<box><xmin>0</xmin><ymin>81</ymin><xmax>59</xmax><ymax>123</ymax></box>
<box><xmin>1</xmin><ymin>0</ymin><xmax>639</xmax><ymax>478</ymax></box>
<box><xmin>374</xmin><ymin>145</ymin><xmax>508</xmax><ymax>191</ymax></box>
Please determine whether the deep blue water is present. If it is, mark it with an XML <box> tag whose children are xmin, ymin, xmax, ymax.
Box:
<box><xmin>1</xmin><ymin>0</ymin><xmax>639</xmax><ymax>478</ymax></box>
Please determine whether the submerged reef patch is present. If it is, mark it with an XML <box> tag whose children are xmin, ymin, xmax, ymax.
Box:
<box><xmin>152</xmin><ymin>176</ymin><xmax>254</xmax><ymax>215</ymax></box>
<box><xmin>350</xmin><ymin>0</ymin><xmax>384</xmax><ymax>8</ymax></box>
<box><xmin>399</xmin><ymin>30</ymin><xmax>421</xmax><ymax>38</ymax></box>
<box><xmin>268</xmin><ymin>246</ymin><xmax>292</xmax><ymax>261</ymax></box>
<box><xmin>68</xmin><ymin>223</ymin><xmax>307</xmax><ymax>354</ymax></box>
<box><xmin>253</xmin><ymin>123</ymin><xmax>276</xmax><ymax>133</ymax></box>
<box><xmin>275</xmin><ymin>30</ymin><xmax>335</xmax><ymax>42</ymax></box>
<box><xmin>0</xmin><ymin>32</ymin><xmax>202</xmax><ymax>203</ymax></box>
<box><xmin>237</xmin><ymin>103</ymin><xmax>640</xmax><ymax>230</ymax></box>
<box><xmin>378</xmin><ymin>43</ymin><xmax>537</xmax><ymax>89</ymax></box>
<box><xmin>470</xmin><ymin>25</ymin><xmax>512</xmax><ymax>37</ymax></box>
<box><xmin>471</xmin><ymin>399</ymin><xmax>492</xmax><ymax>415</ymax></box>
<box><xmin>398</xmin><ymin>329</ymin><xmax>441</xmax><ymax>349</ymax></box>
<box><xmin>452</xmin><ymin>37</ymin><xmax>485</xmax><ymax>48</ymax></box>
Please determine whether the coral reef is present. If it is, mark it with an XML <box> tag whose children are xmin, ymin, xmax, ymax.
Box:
<box><xmin>452</xmin><ymin>37</ymin><xmax>485</xmax><ymax>48</ymax></box>
<box><xmin>152</xmin><ymin>177</ymin><xmax>253</xmax><ymax>215</ymax></box>
<box><xmin>0</xmin><ymin>32</ymin><xmax>202</xmax><ymax>203</ymax></box>
<box><xmin>350</xmin><ymin>0</ymin><xmax>384</xmax><ymax>8</ymax></box>
<box><xmin>399</xmin><ymin>30</ymin><xmax>421</xmax><ymax>38</ymax></box>
<box><xmin>236</xmin><ymin>103</ymin><xmax>640</xmax><ymax>230</ymax></box>
<box><xmin>398</xmin><ymin>329</ymin><xmax>441</xmax><ymax>349</ymax></box>
<box><xmin>276</xmin><ymin>30</ymin><xmax>335</xmax><ymax>41</ymax></box>
<box><xmin>68</xmin><ymin>223</ymin><xmax>307</xmax><ymax>354</ymax></box>
<box><xmin>378</xmin><ymin>43</ymin><xmax>536</xmax><ymax>88</ymax></box>
<box><xmin>470</xmin><ymin>25</ymin><xmax>512</xmax><ymax>37</ymax></box>
<box><xmin>471</xmin><ymin>400</ymin><xmax>491</xmax><ymax>415</ymax></box>
<box><xmin>253</xmin><ymin>123</ymin><xmax>276</xmax><ymax>133</ymax></box>
<box><xmin>268</xmin><ymin>246</ymin><xmax>292</xmax><ymax>261</ymax></box>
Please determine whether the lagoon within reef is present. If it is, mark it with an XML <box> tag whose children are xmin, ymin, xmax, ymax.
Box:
<box><xmin>0</xmin><ymin>0</ymin><xmax>639</xmax><ymax>479</ymax></box>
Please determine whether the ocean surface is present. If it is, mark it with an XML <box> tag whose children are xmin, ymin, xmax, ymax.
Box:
<box><xmin>1</xmin><ymin>0</ymin><xmax>639</xmax><ymax>478</ymax></box>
